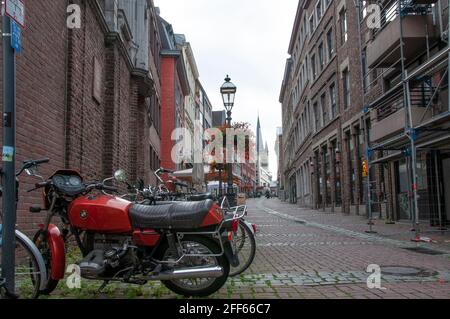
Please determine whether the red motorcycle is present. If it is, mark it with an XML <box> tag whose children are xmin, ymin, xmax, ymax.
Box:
<box><xmin>27</xmin><ymin>163</ymin><xmax>241</xmax><ymax>297</ymax></box>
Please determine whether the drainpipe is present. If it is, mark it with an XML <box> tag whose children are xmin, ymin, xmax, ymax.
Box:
<box><xmin>63</xmin><ymin>0</ymin><xmax>71</xmax><ymax>168</ymax></box>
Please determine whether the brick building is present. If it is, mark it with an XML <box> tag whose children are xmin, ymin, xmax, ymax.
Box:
<box><xmin>280</xmin><ymin>0</ymin><xmax>365</xmax><ymax>214</ymax></box>
<box><xmin>0</xmin><ymin>0</ymin><xmax>162</xmax><ymax>234</ymax></box>
<box><xmin>361</xmin><ymin>0</ymin><xmax>450</xmax><ymax>227</ymax></box>
<box><xmin>281</xmin><ymin>0</ymin><xmax>450</xmax><ymax>228</ymax></box>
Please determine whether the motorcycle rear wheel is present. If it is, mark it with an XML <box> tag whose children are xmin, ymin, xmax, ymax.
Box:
<box><xmin>157</xmin><ymin>235</ymin><xmax>230</xmax><ymax>298</ymax></box>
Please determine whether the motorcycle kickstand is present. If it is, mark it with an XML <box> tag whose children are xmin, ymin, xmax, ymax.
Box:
<box><xmin>97</xmin><ymin>280</ymin><xmax>110</xmax><ymax>294</ymax></box>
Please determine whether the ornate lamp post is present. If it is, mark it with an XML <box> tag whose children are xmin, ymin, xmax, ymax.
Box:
<box><xmin>221</xmin><ymin>76</ymin><xmax>237</xmax><ymax>205</ymax></box>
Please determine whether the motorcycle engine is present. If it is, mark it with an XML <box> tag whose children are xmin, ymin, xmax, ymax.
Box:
<box><xmin>79</xmin><ymin>235</ymin><xmax>136</xmax><ymax>280</ymax></box>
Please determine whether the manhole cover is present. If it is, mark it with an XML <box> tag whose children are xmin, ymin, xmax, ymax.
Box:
<box><xmin>381</xmin><ymin>266</ymin><xmax>438</xmax><ymax>277</ymax></box>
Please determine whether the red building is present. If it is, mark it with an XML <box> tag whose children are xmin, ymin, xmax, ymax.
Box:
<box><xmin>158</xmin><ymin>16</ymin><xmax>190</xmax><ymax>173</ymax></box>
<box><xmin>240</xmin><ymin>162</ymin><xmax>257</xmax><ymax>194</ymax></box>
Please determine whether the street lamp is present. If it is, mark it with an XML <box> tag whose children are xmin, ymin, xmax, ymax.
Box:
<box><xmin>221</xmin><ymin>75</ymin><xmax>237</xmax><ymax>205</ymax></box>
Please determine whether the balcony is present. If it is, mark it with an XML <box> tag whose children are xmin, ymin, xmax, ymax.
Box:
<box><xmin>367</xmin><ymin>14</ymin><xmax>437</xmax><ymax>68</ymax></box>
<box><xmin>371</xmin><ymin>107</ymin><xmax>432</xmax><ymax>142</ymax></box>
<box><xmin>410</xmin><ymin>0</ymin><xmax>438</xmax><ymax>4</ymax></box>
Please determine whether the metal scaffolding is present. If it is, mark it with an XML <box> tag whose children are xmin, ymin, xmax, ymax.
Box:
<box><xmin>356</xmin><ymin>0</ymin><xmax>450</xmax><ymax>239</ymax></box>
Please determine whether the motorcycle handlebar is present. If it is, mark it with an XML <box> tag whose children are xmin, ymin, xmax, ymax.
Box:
<box><xmin>16</xmin><ymin>158</ymin><xmax>50</xmax><ymax>177</ymax></box>
<box><xmin>27</xmin><ymin>181</ymin><xmax>50</xmax><ymax>193</ymax></box>
<box><xmin>102</xmin><ymin>185</ymin><xmax>119</xmax><ymax>193</ymax></box>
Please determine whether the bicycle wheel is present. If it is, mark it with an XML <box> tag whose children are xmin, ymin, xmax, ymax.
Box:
<box><xmin>230</xmin><ymin>220</ymin><xmax>256</xmax><ymax>277</ymax></box>
<box><xmin>0</xmin><ymin>232</ymin><xmax>42</xmax><ymax>299</ymax></box>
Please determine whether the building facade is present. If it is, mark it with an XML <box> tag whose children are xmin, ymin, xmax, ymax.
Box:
<box><xmin>0</xmin><ymin>0</ymin><xmax>163</xmax><ymax>234</ymax></box>
<box><xmin>275</xmin><ymin>127</ymin><xmax>285</xmax><ymax>198</ymax></box>
<box><xmin>362</xmin><ymin>0</ymin><xmax>450</xmax><ymax>227</ymax></box>
<box><xmin>281</xmin><ymin>0</ymin><xmax>450</xmax><ymax>228</ymax></box>
<box><xmin>177</xmin><ymin>37</ymin><xmax>199</xmax><ymax>168</ymax></box>
<box><xmin>280</xmin><ymin>0</ymin><xmax>364</xmax><ymax>212</ymax></box>
<box><xmin>158</xmin><ymin>15</ymin><xmax>190</xmax><ymax>173</ymax></box>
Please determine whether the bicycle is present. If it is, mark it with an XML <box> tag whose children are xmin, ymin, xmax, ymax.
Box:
<box><xmin>0</xmin><ymin>159</ymin><xmax>49</xmax><ymax>299</ymax></box>
<box><xmin>219</xmin><ymin>197</ymin><xmax>257</xmax><ymax>277</ymax></box>
<box><xmin>124</xmin><ymin>168</ymin><xmax>258</xmax><ymax>277</ymax></box>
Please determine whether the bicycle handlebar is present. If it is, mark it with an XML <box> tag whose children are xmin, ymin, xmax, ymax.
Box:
<box><xmin>16</xmin><ymin>158</ymin><xmax>50</xmax><ymax>177</ymax></box>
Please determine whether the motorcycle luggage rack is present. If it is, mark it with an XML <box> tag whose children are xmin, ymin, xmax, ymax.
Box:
<box><xmin>152</xmin><ymin>205</ymin><xmax>248</xmax><ymax>264</ymax></box>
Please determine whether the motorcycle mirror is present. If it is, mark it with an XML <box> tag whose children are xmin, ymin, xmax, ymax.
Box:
<box><xmin>114</xmin><ymin>169</ymin><xmax>128</xmax><ymax>183</ymax></box>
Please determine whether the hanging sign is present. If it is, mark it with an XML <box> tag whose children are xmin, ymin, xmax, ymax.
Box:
<box><xmin>4</xmin><ymin>0</ymin><xmax>25</xmax><ymax>28</ymax></box>
<box><xmin>10</xmin><ymin>20</ymin><xmax>22</xmax><ymax>53</ymax></box>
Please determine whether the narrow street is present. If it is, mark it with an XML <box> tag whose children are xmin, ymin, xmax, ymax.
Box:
<box><xmin>212</xmin><ymin>198</ymin><xmax>450</xmax><ymax>299</ymax></box>
<box><xmin>44</xmin><ymin>198</ymin><xmax>450</xmax><ymax>299</ymax></box>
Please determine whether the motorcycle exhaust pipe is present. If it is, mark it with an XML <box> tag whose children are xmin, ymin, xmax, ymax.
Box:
<box><xmin>149</xmin><ymin>266</ymin><xmax>224</xmax><ymax>281</ymax></box>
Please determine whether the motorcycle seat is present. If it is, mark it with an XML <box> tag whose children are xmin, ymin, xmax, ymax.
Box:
<box><xmin>129</xmin><ymin>200</ymin><xmax>214</xmax><ymax>230</ymax></box>
<box><xmin>188</xmin><ymin>193</ymin><xmax>214</xmax><ymax>201</ymax></box>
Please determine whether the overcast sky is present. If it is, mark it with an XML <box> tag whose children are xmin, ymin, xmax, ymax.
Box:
<box><xmin>154</xmin><ymin>0</ymin><xmax>298</xmax><ymax>179</ymax></box>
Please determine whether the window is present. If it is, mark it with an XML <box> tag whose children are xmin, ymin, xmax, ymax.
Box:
<box><xmin>303</xmin><ymin>15</ymin><xmax>308</xmax><ymax>38</ymax></box>
<box><xmin>305</xmin><ymin>56</ymin><xmax>309</xmax><ymax>82</ymax></box>
<box><xmin>302</xmin><ymin>115</ymin><xmax>306</xmax><ymax>141</ymax></box>
<box><xmin>311</xmin><ymin>54</ymin><xmax>317</xmax><ymax>80</ymax></box>
<box><xmin>340</xmin><ymin>9</ymin><xmax>348</xmax><ymax>45</ymax></box>
<box><xmin>346</xmin><ymin>131</ymin><xmax>355</xmax><ymax>205</ymax></box>
<box><xmin>325</xmin><ymin>0</ymin><xmax>331</xmax><ymax>8</ymax></box>
<box><xmin>332</xmin><ymin>140</ymin><xmax>342</xmax><ymax>206</ymax></box>
<box><xmin>329</xmin><ymin>83</ymin><xmax>337</xmax><ymax>119</ymax></box>
<box><xmin>326</xmin><ymin>29</ymin><xmax>334</xmax><ymax>60</ymax></box>
<box><xmin>316</xmin><ymin>0</ymin><xmax>322</xmax><ymax>22</ymax></box>
<box><xmin>318</xmin><ymin>42</ymin><xmax>324</xmax><ymax>71</ymax></box>
<box><xmin>362</xmin><ymin>48</ymin><xmax>369</xmax><ymax>93</ymax></box>
<box><xmin>309</xmin><ymin>14</ymin><xmax>315</xmax><ymax>34</ymax></box>
<box><xmin>343</xmin><ymin>68</ymin><xmax>350</xmax><ymax>109</ymax></box>
<box><xmin>324</xmin><ymin>146</ymin><xmax>331</xmax><ymax>206</ymax></box>
<box><xmin>313</xmin><ymin>102</ymin><xmax>320</xmax><ymax>131</ymax></box>
<box><xmin>321</xmin><ymin>93</ymin><xmax>327</xmax><ymax>126</ymax></box>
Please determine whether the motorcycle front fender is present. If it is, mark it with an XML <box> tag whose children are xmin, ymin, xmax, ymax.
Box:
<box><xmin>39</xmin><ymin>224</ymin><xmax>66</xmax><ymax>280</ymax></box>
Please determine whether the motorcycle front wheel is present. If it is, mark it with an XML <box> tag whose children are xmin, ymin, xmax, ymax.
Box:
<box><xmin>157</xmin><ymin>235</ymin><xmax>230</xmax><ymax>298</ymax></box>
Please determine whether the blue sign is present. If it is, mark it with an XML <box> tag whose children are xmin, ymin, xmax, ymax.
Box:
<box><xmin>10</xmin><ymin>20</ymin><xmax>21</xmax><ymax>53</ymax></box>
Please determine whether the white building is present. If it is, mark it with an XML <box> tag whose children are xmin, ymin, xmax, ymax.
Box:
<box><xmin>175</xmin><ymin>35</ymin><xmax>199</xmax><ymax>166</ymax></box>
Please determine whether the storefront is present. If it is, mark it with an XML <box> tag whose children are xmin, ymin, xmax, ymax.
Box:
<box><xmin>393</xmin><ymin>150</ymin><xmax>450</xmax><ymax>227</ymax></box>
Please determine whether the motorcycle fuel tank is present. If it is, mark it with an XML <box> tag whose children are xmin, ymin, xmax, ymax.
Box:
<box><xmin>68</xmin><ymin>195</ymin><xmax>133</xmax><ymax>233</ymax></box>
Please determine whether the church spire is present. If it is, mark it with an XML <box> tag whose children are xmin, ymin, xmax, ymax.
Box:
<box><xmin>256</xmin><ymin>116</ymin><xmax>264</xmax><ymax>153</ymax></box>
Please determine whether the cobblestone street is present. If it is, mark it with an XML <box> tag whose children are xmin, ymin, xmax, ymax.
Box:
<box><xmin>49</xmin><ymin>198</ymin><xmax>450</xmax><ymax>299</ymax></box>
<box><xmin>211</xmin><ymin>198</ymin><xmax>450</xmax><ymax>299</ymax></box>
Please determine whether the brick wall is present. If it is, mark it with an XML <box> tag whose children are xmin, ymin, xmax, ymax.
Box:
<box><xmin>281</xmin><ymin>0</ymin><xmax>368</xmax><ymax>214</ymax></box>
<box><xmin>0</xmin><ymin>0</ymin><xmax>162</xmax><ymax>235</ymax></box>
<box><xmin>0</xmin><ymin>1</ymin><xmax>68</xmax><ymax>234</ymax></box>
